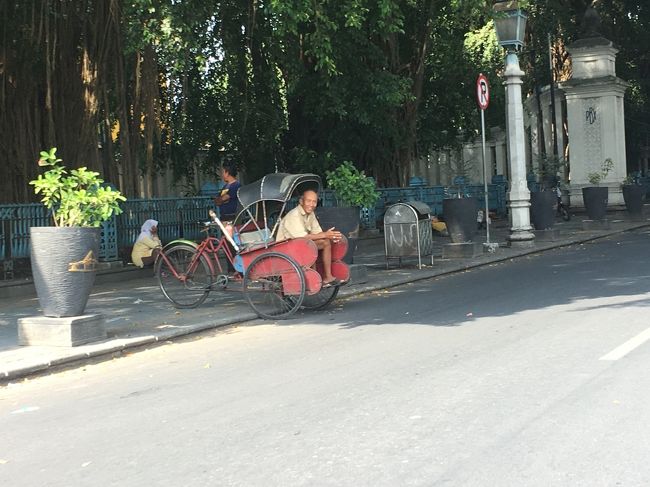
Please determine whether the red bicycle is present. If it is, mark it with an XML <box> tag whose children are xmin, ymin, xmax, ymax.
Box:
<box><xmin>155</xmin><ymin>173</ymin><xmax>350</xmax><ymax>319</ymax></box>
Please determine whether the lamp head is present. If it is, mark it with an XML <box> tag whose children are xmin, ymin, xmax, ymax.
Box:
<box><xmin>493</xmin><ymin>0</ymin><xmax>527</xmax><ymax>51</ymax></box>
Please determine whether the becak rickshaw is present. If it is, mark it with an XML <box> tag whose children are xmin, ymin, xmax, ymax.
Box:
<box><xmin>155</xmin><ymin>173</ymin><xmax>350</xmax><ymax>319</ymax></box>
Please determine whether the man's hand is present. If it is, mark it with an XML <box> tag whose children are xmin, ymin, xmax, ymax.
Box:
<box><xmin>213</xmin><ymin>196</ymin><xmax>224</xmax><ymax>205</ymax></box>
<box><xmin>324</xmin><ymin>227</ymin><xmax>343</xmax><ymax>243</ymax></box>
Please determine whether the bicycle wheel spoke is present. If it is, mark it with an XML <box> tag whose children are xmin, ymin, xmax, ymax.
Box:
<box><xmin>157</xmin><ymin>245</ymin><xmax>212</xmax><ymax>308</ymax></box>
<box><xmin>243</xmin><ymin>253</ymin><xmax>305</xmax><ymax>319</ymax></box>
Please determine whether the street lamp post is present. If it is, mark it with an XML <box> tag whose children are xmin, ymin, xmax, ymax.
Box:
<box><xmin>493</xmin><ymin>0</ymin><xmax>535</xmax><ymax>247</ymax></box>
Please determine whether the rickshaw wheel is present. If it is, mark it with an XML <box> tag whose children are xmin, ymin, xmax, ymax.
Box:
<box><xmin>243</xmin><ymin>252</ymin><xmax>306</xmax><ymax>319</ymax></box>
<box><xmin>156</xmin><ymin>244</ymin><xmax>212</xmax><ymax>308</ymax></box>
<box><xmin>301</xmin><ymin>286</ymin><xmax>339</xmax><ymax>310</ymax></box>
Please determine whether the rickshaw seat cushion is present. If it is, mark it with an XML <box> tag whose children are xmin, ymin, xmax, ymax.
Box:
<box><xmin>238</xmin><ymin>228</ymin><xmax>273</xmax><ymax>248</ymax></box>
<box><xmin>316</xmin><ymin>260</ymin><xmax>350</xmax><ymax>284</ymax></box>
<box><xmin>304</xmin><ymin>268</ymin><xmax>323</xmax><ymax>295</ymax></box>
<box><xmin>330</xmin><ymin>235</ymin><xmax>349</xmax><ymax>261</ymax></box>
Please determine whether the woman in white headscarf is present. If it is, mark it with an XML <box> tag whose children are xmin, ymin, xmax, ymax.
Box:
<box><xmin>131</xmin><ymin>219</ymin><xmax>162</xmax><ymax>267</ymax></box>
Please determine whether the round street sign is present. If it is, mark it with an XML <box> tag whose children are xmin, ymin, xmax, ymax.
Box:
<box><xmin>476</xmin><ymin>73</ymin><xmax>490</xmax><ymax>110</ymax></box>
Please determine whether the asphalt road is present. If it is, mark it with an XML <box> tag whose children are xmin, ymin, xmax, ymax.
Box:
<box><xmin>2</xmin><ymin>230</ymin><xmax>650</xmax><ymax>486</ymax></box>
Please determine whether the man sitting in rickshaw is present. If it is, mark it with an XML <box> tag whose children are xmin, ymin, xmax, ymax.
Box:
<box><xmin>276</xmin><ymin>189</ymin><xmax>343</xmax><ymax>287</ymax></box>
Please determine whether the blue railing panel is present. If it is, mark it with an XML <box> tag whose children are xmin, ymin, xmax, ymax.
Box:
<box><xmin>0</xmin><ymin>183</ymin><xmax>509</xmax><ymax>263</ymax></box>
<box><xmin>0</xmin><ymin>204</ymin><xmax>49</xmax><ymax>259</ymax></box>
<box><xmin>100</xmin><ymin>219</ymin><xmax>119</xmax><ymax>261</ymax></box>
<box><xmin>116</xmin><ymin>197</ymin><xmax>214</xmax><ymax>249</ymax></box>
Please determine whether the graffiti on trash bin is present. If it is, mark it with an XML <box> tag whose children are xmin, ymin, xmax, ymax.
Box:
<box><xmin>386</xmin><ymin>224</ymin><xmax>418</xmax><ymax>253</ymax></box>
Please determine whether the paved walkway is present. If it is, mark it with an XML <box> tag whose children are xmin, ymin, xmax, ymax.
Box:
<box><xmin>1</xmin><ymin>211</ymin><xmax>648</xmax><ymax>381</ymax></box>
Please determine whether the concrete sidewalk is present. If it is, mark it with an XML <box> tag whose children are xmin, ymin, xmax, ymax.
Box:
<box><xmin>1</xmin><ymin>211</ymin><xmax>649</xmax><ymax>382</ymax></box>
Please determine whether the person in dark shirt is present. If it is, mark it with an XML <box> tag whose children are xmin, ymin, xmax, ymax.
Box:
<box><xmin>213</xmin><ymin>160</ymin><xmax>241</xmax><ymax>276</ymax></box>
<box><xmin>214</xmin><ymin>161</ymin><xmax>241</xmax><ymax>221</ymax></box>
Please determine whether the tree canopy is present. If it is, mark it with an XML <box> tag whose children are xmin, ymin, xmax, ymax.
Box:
<box><xmin>1</xmin><ymin>0</ymin><xmax>648</xmax><ymax>202</ymax></box>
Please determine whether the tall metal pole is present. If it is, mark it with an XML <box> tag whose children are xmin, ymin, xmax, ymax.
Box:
<box><xmin>481</xmin><ymin>108</ymin><xmax>491</xmax><ymax>245</ymax></box>
<box><xmin>504</xmin><ymin>51</ymin><xmax>535</xmax><ymax>247</ymax></box>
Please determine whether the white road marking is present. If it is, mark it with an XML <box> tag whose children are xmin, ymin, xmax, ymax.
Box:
<box><xmin>600</xmin><ymin>327</ymin><xmax>650</xmax><ymax>361</ymax></box>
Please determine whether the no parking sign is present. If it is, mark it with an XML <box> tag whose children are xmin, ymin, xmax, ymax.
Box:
<box><xmin>477</xmin><ymin>73</ymin><xmax>490</xmax><ymax>110</ymax></box>
<box><xmin>476</xmin><ymin>73</ymin><xmax>495</xmax><ymax>248</ymax></box>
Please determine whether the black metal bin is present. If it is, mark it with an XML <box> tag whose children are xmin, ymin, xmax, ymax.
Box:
<box><xmin>383</xmin><ymin>201</ymin><xmax>434</xmax><ymax>269</ymax></box>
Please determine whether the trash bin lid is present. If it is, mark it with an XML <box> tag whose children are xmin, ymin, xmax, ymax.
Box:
<box><xmin>384</xmin><ymin>201</ymin><xmax>431</xmax><ymax>224</ymax></box>
<box><xmin>406</xmin><ymin>201</ymin><xmax>431</xmax><ymax>216</ymax></box>
<box><xmin>384</xmin><ymin>203</ymin><xmax>415</xmax><ymax>224</ymax></box>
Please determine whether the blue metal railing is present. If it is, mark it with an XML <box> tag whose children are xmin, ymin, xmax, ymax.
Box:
<box><xmin>0</xmin><ymin>183</ymin><xmax>507</xmax><ymax>262</ymax></box>
<box><xmin>0</xmin><ymin>204</ymin><xmax>50</xmax><ymax>260</ymax></box>
<box><xmin>116</xmin><ymin>197</ymin><xmax>214</xmax><ymax>251</ymax></box>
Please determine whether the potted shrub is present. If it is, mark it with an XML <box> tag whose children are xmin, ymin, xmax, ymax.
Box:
<box><xmin>29</xmin><ymin>148</ymin><xmax>126</xmax><ymax>317</ymax></box>
<box><xmin>319</xmin><ymin>161</ymin><xmax>380</xmax><ymax>263</ymax></box>
<box><xmin>583</xmin><ymin>158</ymin><xmax>613</xmax><ymax>220</ymax></box>
<box><xmin>621</xmin><ymin>174</ymin><xmax>645</xmax><ymax>216</ymax></box>
<box><xmin>530</xmin><ymin>154</ymin><xmax>564</xmax><ymax>230</ymax></box>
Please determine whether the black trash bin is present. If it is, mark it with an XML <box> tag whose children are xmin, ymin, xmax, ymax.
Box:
<box><xmin>383</xmin><ymin>201</ymin><xmax>434</xmax><ymax>269</ymax></box>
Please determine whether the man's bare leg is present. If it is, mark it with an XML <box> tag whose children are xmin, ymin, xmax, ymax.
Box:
<box><xmin>314</xmin><ymin>238</ymin><xmax>336</xmax><ymax>283</ymax></box>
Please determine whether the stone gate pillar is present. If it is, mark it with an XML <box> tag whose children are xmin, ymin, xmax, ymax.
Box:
<box><xmin>560</xmin><ymin>35</ymin><xmax>629</xmax><ymax>206</ymax></box>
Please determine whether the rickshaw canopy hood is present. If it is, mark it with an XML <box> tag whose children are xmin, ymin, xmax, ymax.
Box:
<box><xmin>237</xmin><ymin>173</ymin><xmax>322</xmax><ymax>208</ymax></box>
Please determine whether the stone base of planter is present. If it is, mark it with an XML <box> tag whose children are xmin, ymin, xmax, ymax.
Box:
<box><xmin>533</xmin><ymin>229</ymin><xmax>561</xmax><ymax>242</ymax></box>
<box><xmin>18</xmin><ymin>314</ymin><xmax>106</xmax><ymax>347</ymax></box>
<box><xmin>442</xmin><ymin>242</ymin><xmax>479</xmax><ymax>259</ymax></box>
<box><xmin>582</xmin><ymin>219</ymin><xmax>610</xmax><ymax>231</ymax></box>
<box><xmin>628</xmin><ymin>213</ymin><xmax>647</xmax><ymax>222</ymax></box>
<box><xmin>348</xmin><ymin>264</ymin><xmax>368</xmax><ymax>285</ymax></box>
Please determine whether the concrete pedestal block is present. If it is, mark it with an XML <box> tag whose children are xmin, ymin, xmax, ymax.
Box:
<box><xmin>582</xmin><ymin>219</ymin><xmax>610</xmax><ymax>231</ymax></box>
<box><xmin>18</xmin><ymin>314</ymin><xmax>106</xmax><ymax>347</ymax></box>
<box><xmin>442</xmin><ymin>242</ymin><xmax>479</xmax><ymax>259</ymax></box>
<box><xmin>534</xmin><ymin>229</ymin><xmax>561</xmax><ymax>242</ymax></box>
<box><xmin>627</xmin><ymin>213</ymin><xmax>646</xmax><ymax>222</ymax></box>
<box><xmin>349</xmin><ymin>264</ymin><xmax>368</xmax><ymax>285</ymax></box>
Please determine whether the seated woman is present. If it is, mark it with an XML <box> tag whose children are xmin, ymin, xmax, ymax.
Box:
<box><xmin>131</xmin><ymin>219</ymin><xmax>162</xmax><ymax>267</ymax></box>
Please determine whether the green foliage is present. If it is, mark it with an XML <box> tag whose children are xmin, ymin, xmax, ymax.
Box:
<box><xmin>587</xmin><ymin>158</ymin><xmax>614</xmax><ymax>186</ymax></box>
<box><xmin>443</xmin><ymin>158</ymin><xmax>474</xmax><ymax>199</ymax></box>
<box><xmin>534</xmin><ymin>154</ymin><xmax>565</xmax><ymax>189</ymax></box>
<box><xmin>621</xmin><ymin>174</ymin><xmax>639</xmax><ymax>186</ymax></box>
<box><xmin>6</xmin><ymin>0</ymin><xmax>650</xmax><ymax>198</ymax></box>
<box><xmin>30</xmin><ymin>148</ymin><xmax>126</xmax><ymax>227</ymax></box>
<box><xmin>325</xmin><ymin>161</ymin><xmax>379</xmax><ymax>208</ymax></box>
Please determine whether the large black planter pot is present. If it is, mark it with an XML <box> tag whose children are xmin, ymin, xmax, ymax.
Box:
<box><xmin>582</xmin><ymin>186</ymin><xmax>609</xmax><ymax>220</ymax></box>
<box><xmin>530</xmin><ymin>190</ymin><xmax>556</xmax><ymax>230</ymax></box>
<box><xmin>443</xmin><ymin>197</ymin><xmax>478</xmax><ymax>243</ymax></box>
<box><xmin>316</xmin><ymin>206</ymin><xmax>360</xmax><ymax>264</ymax></box>
<box><xmin>622</xmin><ymin>184</ymin><xmax>645</xmax><ymax>215</ymax></box>
<box><xmin>30</xmin><ymin>226</ymin><xmax>100</xmax><ymax>317</ymax></box>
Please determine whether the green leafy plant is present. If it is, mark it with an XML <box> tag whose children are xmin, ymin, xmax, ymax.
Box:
<box><xmin>325</xmin><ymin>161</ymin><xmax>379</xmax><ymax>208</ymax></box>
<box><xmin>443</xmin><ymin>159</ymin><xmax>474</xmax><ymax>198</ymax></box>
<box><xmin>534</xmin><ymin>154</ymin><xmax>565</xmax><ymax>190</ymax></box>
<box><xmin>587</xmin><ymin>158</ymin><xmax>614</xmax><ymax>186</ymax></box>
<box><xmin>30</xmin><ymin>148</ymin><xmax>126</xmax><ymax>227</ymax></box>
<box><xmin>621</xmin><ymin>173</ymin><xmax>640</xmax><ymax>186</ymax></box>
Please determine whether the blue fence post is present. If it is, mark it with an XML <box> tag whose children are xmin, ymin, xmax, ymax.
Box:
<box><xmin>99</xmin><ymin>217</ymin><xmax>119</xmax><ymax>261</ymax></box>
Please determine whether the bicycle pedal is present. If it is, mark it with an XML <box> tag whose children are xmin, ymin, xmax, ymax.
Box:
<box><xmin>215</xmin><ymin>275</ymin><xmax>229</xmax><ymax>288</ymax></box>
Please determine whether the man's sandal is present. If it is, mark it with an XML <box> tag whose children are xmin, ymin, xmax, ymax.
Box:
<box><xmin>322</xmin><ymin>278</ymin><xmax>341</xmax><ymax>288</ymax></box>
